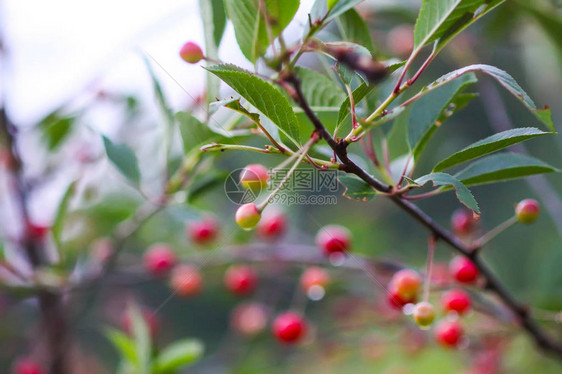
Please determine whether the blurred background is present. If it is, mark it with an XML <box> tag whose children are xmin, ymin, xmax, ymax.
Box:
<box><xmin>1</xmin><ymin>0</ymin><xmax>562</xmax><ymax>372</ymax></box>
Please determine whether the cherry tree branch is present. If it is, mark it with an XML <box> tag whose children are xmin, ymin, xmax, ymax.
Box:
<box><xmin>0</xmin><ymin>109</ymin><xmax>70</xmax><ymax>374</ymax></box>
<box><xmin>285</xmin><ymin>75</ymin><xmax>562</xmax><ymax>359</ymax></box>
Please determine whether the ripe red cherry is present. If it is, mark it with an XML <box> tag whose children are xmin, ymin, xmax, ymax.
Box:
<box><xmin>121</xmin><ymin>308</ymin><xmax>160</xmax><ymax>337</ymax></box>
<box><xmin>451</xmin><ymin>209</ymin><xmax>478</xmax><ymax>236</ymax></box>
<box><xmin>315</xmin><ymin>225</ymin><xmax>351</xmax><ymax>255</ymax></box>
<box><xmin>449</xmin><ymin>256</ymin><xmax>479</xmax><ymax>284</ymax></box>
<box><xmin>515</xmin><ymin>199</ymin><xmax>540</xmax><ymax>224</ymax></box>
<box><xmin>435</xmin><ymin>319</ymin><xmax>464</xmax><ymax>347</ymax></box>
<box><xmin>143</xmin><ymin>244</ymin><xmax>177</xmax><ymax>275</ymax></box>
<box><xmin>230</xmin><ymin>302</ymin><xmax>268</xmax><ymax>336</ymax></box>
<box><xmin>300</xmin><ymin>266</ymin><xmax>330</xmax><ymax>292</ymax></box>
<box><xmin>272</xmin><ymin>312</ymin><xmax>307</xmax><ymax>344</ymax></box>
<box><xmin>387</xmin><ymin>289</ymin><xmax>417</xmax><ymax>310</ymax></box>
<box><xmin>188</xmin><ymin>218</ymin><xmax>219</xmax><ymax>245</ymax></box>
<box><xmin>225</xmin><ymin>265</ymin><xmax>257</xmax><ymax>296</ymax></box>
<box><xmin>179</xmin><ymin>41</ymin><xmax>204</xmax><ymax>63</ymax></box>
<box><xmin>12</xmin><ymin>358</ymin><xmax>44</xmax><ymax>374</ymax></box>
<box><xmin>25</xmin><ymin>221</ymin><xmax>49</xmax><ymax>241</ymax></box>
<box><xmin>442</xmin><ymin>289</ymin><xmax>472</xmax><ymax>315</ymax></box>
<box><xmin>239</xmin><ymin>164</ymin><xmax>269</xmax><ymax>191</ymax></box>
<box><xmin>169</xmin><ymin>264</ymin><xmax>203</xmax><ymax>297</ymax></box>
<box><xmin>389</xmin><ymin>269</ymin><xmax>422</xmax><ymax>300</ymax></box>
<box><xmin>257</xmin><ymin>209</ymin><xmax>287</xmax><ymax>240</ymax></box>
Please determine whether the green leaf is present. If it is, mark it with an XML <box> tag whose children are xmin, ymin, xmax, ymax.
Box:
<box><xmin>153</xmin><ymin>339</ymin><xmax>204</xmax><ymax>372</ymax></box>
<box><xmin>106</xmin><ymin>328</ymin><xmax>138</xmax><ymax>366</ymax></box>
<box><xmin>337</xmin><ymin>82</ymin><xmax>372</xmax><ymax>127</ymax></box>
<box><xmin>212</xmin><ymin>98</ymin><xmax>284</xmax><ymax>144</ymax></box>
<box><xmin>177</xmin><ymin>111</ymin><xmax>224</xmax><ymax>154</ymax></box>
<box><xmin>200</xmin><ymin>0</ymin><xmax>226</xmax><ymax>47</ymax></box>
<box><xmin>385</xmin><ymin>59</ymin><xmax>407</xmax><ymax>74</ymax></box>
<box><xmin>430</xmin><ymin>64</ymin><xmax>555</xmax><ymax>131</ymax></box>
<box><xmin>52</xmin><ymin>180</ymin><xmax>77</xmax><ymax>251</ymax></box>
<box><xmin>225</xmin><ymin>0</ymin><xmax>299</xmax><ymax>62</ymax></box>
<box><xmin>416</xmin><ymin>172</ymin><xmax>479</xmax><ymax>213</ymax></box>
<box><xmin>127</xmin><ymin>303</ymin><xmax>152</xmax><ymax>374</ymax></box>
<box><xmin>39</xmin><ymin>113</ymin><xmax>75</xmax><ymax>150</ymax></box>
<box><xmin>361</xmin><ymin>106</ymin><xmax>406</xmax><ymax>135</ymax></box>
<box><xmin>414</xmin><ymin>0</ymin><xmax>505</xmax><ymax>52</ymax></box>
<box><xmin>200</xmin><ymin>0</ymin><xmax>227</xmax><ymax>106</ymax></box>
<box><xmin>296</xmin><ymin>67</ymin><xmax>346</xmax><ymax>107</ymax></box>
<box><xmin>103</xmin><ymin>136</ymin><xmax>141</xmax><ymax>186</ymax></box>
<box><xmin>206</xmin><ymin>64</ymin><xmax>301</xmax><ymax>142</ymax></box>
<box><xmin>216</xmin><ymin>98</ymin><xmax>261</xmax><ymax>122</ymax></box>
<box><xmin>186</xmin><ymin>171</ymin><xmax>227</xmax><ymax>203</ymax></box>
<box><xmin>433</xmin><ymin>128</ymin><xmax>550</xmax><ymax>172</ymax></box>
<box><xmin>142</xmin><ymin>56</ymin><xmax>174</xmax><ymax>128</ymax></box>
<box><xmin>338</xmin><ymin>175</ymin><xmax>376</xmax><ymax>201</ymax></box>
<box><xmin>407</xmin><ymin>73</ymin><xmax>477</xmax><ymax>157</ymax></box>
<box><xmin>309</xmin><ymin>0</ymin><xmax>363</xmax><ymax>30</ymax></box>
<box><xmin>336</xmin><ymin>8</ymin><xmax>375</xmax><ymax>53</ymax></box>
<box><xmin>454</xmin><ymin>152</ymin><xmax>558</xmax><ymax>186</ymax></box>
<box><xmin>327</xmin><ymin>0</ymin><xmax>340</xmax><ymax>11</ymax></box>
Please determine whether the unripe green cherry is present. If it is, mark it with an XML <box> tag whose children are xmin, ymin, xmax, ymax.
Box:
<box><xmin>515</xmin><ymin>199</ymin><xmax>540</xmax><ymax>224</ymax></box>
<box><xmin>179</xmin><ymin>42</ymin><xmax>204</xmax><ymax>63</ymax></box>
<box><xmin>412</xmin><ymin>301</ymin><xmax>435</xmax><ymax>328</ymax></box>
<box><xmin>235</xmin><ymin>203</ymin><xmax>261</xmax><ymax>230</ymax></box>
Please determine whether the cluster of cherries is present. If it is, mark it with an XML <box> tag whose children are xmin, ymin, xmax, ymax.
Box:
<box><xmin>140</xmin><ymin>178</ymin><xmax>351</xmax><ymax>345</ymax></box>
<box><xmin>387</xmin><ymin>198</ymin><xmax>540</xmax><ymax>348</ymax></box>
<box><xmin>387</xmin><ymin>264</ymin><xmax>474</xmax><ymax>348</ymax></box>
<box><xmin>10</xmin><ymin>157</ymin><xmax>541</xmax><ymax>372</ymax></box>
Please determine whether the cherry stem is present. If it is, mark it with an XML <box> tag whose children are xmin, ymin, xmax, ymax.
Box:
<box><xmin>423</xmin><ymin>236</ymin><xmax>437</xmax><ymax>303</ymax></box>
<box><xmin>258</xmin><ymin>134</ymin><xmax>319</xmax><ymax>211</ymax></box>
<box><xmin>472</xmin><ymin>215</ymin><xmax>518</xmax><ymax>250</ymax></box>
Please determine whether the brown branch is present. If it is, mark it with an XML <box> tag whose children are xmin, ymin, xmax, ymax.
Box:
<box><xmin>0</xmin><ymin>108</ymin><xmax>70</xmax><ymax>373</ymax></box>
<box><xmin>285</xmin><ymin>75</ymin><xmax>562</xmax><ymax>359</ymax></box>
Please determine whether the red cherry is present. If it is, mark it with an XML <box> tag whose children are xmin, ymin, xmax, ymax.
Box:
<box><xmin>272</xmin><ymin>312</ymin><xmax>307</xmax><ymax>344</ymax></box>
<box><xmin>121</xmin><ymin>308</ymin><xmax>160</xmax><ymax>337</ymax></box>
<box><xmin>387</xmin><ymin>289</ymin><xmax>417</xmax><ymax>310</ymax></box>
<box><xmin>315</xmin><ymin>225</ymin><xmax>351</xmax><ymax>255</ymax></box>
<box><xmin>224</xmin><ymin>265</ymin><xmax>258</xmax><ymax>296</ymax></box>
<box><xmin>25</xmin><ymin>221</ymin><xmax>49</xmax><ymax>241</ymax></box>
<box><xmin>435</xmin><ymin>319</ymin><xmax>464</xmax><ymax>347</ymax></box>
<box><xmin>442</xmin><ymin>289</ymin><xmax>472</xmax><ymax>315</ymax></box>
<box><xmin>515</xmin><ymin>199</ymin><xmax>540</xmax><ymax>224</ymax></box>
<box><xmin>169</xmin><ymin>264</ymin><xmax>203</xmax><ymax>297</ymax></box>
<box><xmin>239</xmin><ymin>164</ymin><xmax>269</xmax><ymax>191</ymax></box>
<box><xmin>451</xmin><ymin>209</ymin><xmax>478</xmax><ymax>236</ymax></box>
<box><xmin>300</xmin><ymin>266</ymin><xmax>330</xmax><ymax>292</ymax></box>
<box><xmin>230</xmin><ymin>302</ymin><xmax>268</xmax><ymax>336</ymax></box>
<box><xmin>389</xmin><ymin>269</ymin><xmax>422</xmax><ymax>300</ymax></box>
<box><xmin>449</xmin><ymin>256</ymin><xmax>479</xmax><ymax>284</ymax></box>
<box><xmin>12</xmin><ymin>358</ymin><xmax>44</xmax><ymax>374</ymax></box>
<box><xmin>257</xmin><ymin>209</ymin><xmax>287</xmax><ymax>240</ymax></box>
<box><xmin>188</xmin><ymin>218</ymin><xmax>219</xmax><ymax>245</ymax></box>
<box><xmin>143</xmin><ymin>244</ymin><xmax>177</xmax><ymax>275</ymax></box>
<box><xmin>179</xmin><ymin>42</ymin><xmax>204</xmax><ymax>63</ymax></box>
